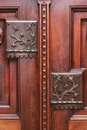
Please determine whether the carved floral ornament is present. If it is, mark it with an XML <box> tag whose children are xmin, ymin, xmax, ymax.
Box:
<box><xmin>6</xmin><ymin>20</ymin><xmax>37</xmax><ymax>58</ymax></box>
<box><xmin>51</xmin><ymin>68</ymin><xmax>86</xmax><ymax>109</ymax></box>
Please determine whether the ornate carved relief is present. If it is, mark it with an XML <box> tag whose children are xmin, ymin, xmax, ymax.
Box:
<box><xmin>53</xmin><ymin>75</ymin><xmax>79</xmax><ymax>101</ymax></box>
<box><xmin>6</xmin><ymin>20</ymin><xmax>37</xmax><ymax>58</ymax></box>
<box><xmin>51</xmin><ymin>68</ymin><xmax>85</xmax><ymax>109</ymax></box>
<box><xmin>38</xmin><ymin>0</ymin><xmax>51</xmax><ymax>130</ymax></box>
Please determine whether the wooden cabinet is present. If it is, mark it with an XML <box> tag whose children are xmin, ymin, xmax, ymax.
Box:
<box><xmin>0</xmin><ymin>0</ymin><xmax>87</xmax><ymax>130</ymax></box>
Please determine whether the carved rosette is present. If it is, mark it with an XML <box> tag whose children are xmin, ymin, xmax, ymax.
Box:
<box><xmin>6</xmin><ymin>20</ymin><xmax>37</xmax><ymax>58</ymax></box>
<box><xmin>38</xmin><ymin>0</ymin><xmax>51</xmax><ymax>130</ymax></box>
<box><xmin>51</xmin><ymin>68</ymin><xmax>85</xmax><ymax>109</ymax></box>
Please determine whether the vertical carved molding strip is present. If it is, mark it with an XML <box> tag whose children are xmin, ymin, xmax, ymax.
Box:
<box><xmin>38</xmin><ymin>0</ymin><xmax>51</xmax><ymax>130</ymax></box>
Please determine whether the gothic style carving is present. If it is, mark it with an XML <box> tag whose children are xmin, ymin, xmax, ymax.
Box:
<box><xmin>53</xmin><ymin>75</ymin><xmax>79</xmax><ymax>101</ymax></box>
<box><xmin>51</xmin><ymin>68</ymin><xmax>85</xmax><ymax>109</ymax></box>
<box><xmin>6</xmin><ymin>20</ymin><xmax>37</xmax><ymax>58</ymax></box>
<box><xmin>38</xmin><ymin>0</ymin><xmax>51</xmax><ymax>130</ymax></box>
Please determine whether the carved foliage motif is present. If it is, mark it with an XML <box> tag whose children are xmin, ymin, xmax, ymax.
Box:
<box><xmin>51</xmin><ymin>69</ymin><xmax>84</xmax><ymax>109</ymax></box>
<box><xmin>6</xmin><ymin>20</ymin><xmax>37</xmax><ymax>58</ymax></box>
<box><xmin>53</xmin><ymin>75</ymin><xmax>79</xmax><ymax>101</ymax></box>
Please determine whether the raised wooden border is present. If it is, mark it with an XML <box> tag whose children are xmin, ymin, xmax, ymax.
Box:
<box><xmin>0</xmin><ymin>6</ymin><xmax>20</xmax><ymax>119</ymax></box>
<box><xmin>69</xmin><ymin>5</ymin><xmax>87</xmax><ymax>69</ymax></box>
<box><xmin>38</xmin><ymin>0</ymin><xmax>51</xmax><ymax>130</ymax></box>
<box><xmin>0</xmin><ymin>6</ymin><xmax>20</xmax><ymax>19</ymax></box>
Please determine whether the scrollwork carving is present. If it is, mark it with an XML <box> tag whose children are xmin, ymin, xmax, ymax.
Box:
<box><xmin>51</xmin><ymin>68</ymin><xmax>85</xmax><ymax>109</ymax></box>
<box><xmin>53</xmin><ymin>75</ymin><xmax>79</xmax><ymax>101</ymax></box>
<box><xmin>6</xmin><ymin>20</ymin><xmax>37</xmax><ymax>58</ymax></box>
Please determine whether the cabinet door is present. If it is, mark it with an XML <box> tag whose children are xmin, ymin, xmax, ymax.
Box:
<box><xmin>1</xmin><ymin>0</ymin><xmax>87</xmax><ymax>130</ymax></box>
<box><xmin>0</xmin><ymin>1</ymin><xmax>39</xmax><ymax>130</ymax></box>
<box><xmin>37</xmin><ymin>0</ymin><xmax>87</xmax><ymax>130</ymax></box>
<box><xmin>49</xmin><ymin>1</ymin><xmax>87</xmax><ymax>130</ymax></box>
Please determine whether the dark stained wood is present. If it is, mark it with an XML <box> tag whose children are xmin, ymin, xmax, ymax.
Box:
<box><xmin>38</xmin><ymin>2</ymin><xmax>43</xmax><ymax>129</ymax></box>
<box><xmin>50</xmin><ymin>0</ymin><xmax>70</xmax><ymax>129</ymax></box>
<box><xmin>0</xmin><ymin>0</ymin><xmax>39</xmax><ymax>130</ymax></box>
<box><xmin>1</xmin><ymin>0</ymin><xmax>87</xmax><ymax>130</ymax></box>
<box><xmin>47</xmin><ymin>2</ymin><xmax>51</xmax><ymax>130</ymax></box>
<box><xmin>50</xmin><ymin>1</ymin><xmax>87</xmax><ymax>130</ymax></box>
<box><xmin>19</xmin><ymin>58</ymin><xmax>39</xmax><ymax>130</ymax></box>
<box><xmin>38</xmin><ymin>1</ymin><xmax>51</xmax><ymax>130</ymax></box>
<box><xmin>51</xmin><ymin>110</ymin><xmax>69</xmax><ymax>130</ymax></box>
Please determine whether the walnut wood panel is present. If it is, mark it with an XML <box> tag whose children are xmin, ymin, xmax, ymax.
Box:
<box><xmin>0</xmin><ymin>120</ymin><xmax>21</xmax><ymax>130</ymax></box>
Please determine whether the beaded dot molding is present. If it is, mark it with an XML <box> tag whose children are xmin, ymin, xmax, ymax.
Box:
<box><xmin>42</xmin><ymin>3</ymin><xmax>47</xmax><ymax>130</ymax></box>
<box><xmin>38</xmin><ymin>0</ymin><xmax>51</xmax><ymax>130</ymax></box>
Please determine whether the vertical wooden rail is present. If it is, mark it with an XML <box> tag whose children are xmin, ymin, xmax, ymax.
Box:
<box><xmin>38</xmin><ymin>0</ymin><xmax>51</xmax><ymax>130</ymax></box>
<box><xmin>38</xmin><ymin>1</ymin><xmax>43</xmax><ymax>130</ymax></box>
<box><xmin>47</xmin><ymin>3</ymin><xmax>51</xmax><ymax>130</ymax></box>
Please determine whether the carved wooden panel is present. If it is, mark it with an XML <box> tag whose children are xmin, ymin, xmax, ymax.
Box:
<box><xmin>6</xmin><ymin>20</ymin><xmax>37</xmax><ymax>58</ymax></box>
<box><xmin>51</xmin><ymin>69</ymin><xmax>85</xmax><ymax>109</ymax></box>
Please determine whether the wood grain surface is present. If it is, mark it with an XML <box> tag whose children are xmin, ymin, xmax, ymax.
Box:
<box><xmin>0</xmin><ymin>120</ymin><xmax>21</xmax><ymax>130</ymax></box>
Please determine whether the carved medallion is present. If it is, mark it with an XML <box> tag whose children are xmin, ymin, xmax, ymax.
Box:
<box><xmin>6</xmin><ymin>20</ymin><xmax>37</xmax><ymax>58</ymax></box>
<box><xmin>51</xmin><ymin>68</ymin><xmax>85</xmax><ymax>109</ymax></box>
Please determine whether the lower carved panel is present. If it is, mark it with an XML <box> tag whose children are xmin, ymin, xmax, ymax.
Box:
<box><xmin>51</xmin><ymin>68</ymin><xmax>85</xmax><ymax>109</ymax></box>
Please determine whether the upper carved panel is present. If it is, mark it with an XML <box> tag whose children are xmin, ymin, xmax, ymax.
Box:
<box><xmin>6</xmin><ymin>20</ymin><xmax>37</xmax><ymax>58</ymax></box>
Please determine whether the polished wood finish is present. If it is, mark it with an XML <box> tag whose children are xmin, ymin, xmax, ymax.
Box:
<box><xmin>38</xmin><ymin>1</ymin><xmax>51</xmax><ymax>130</ymax></box>
<box><xmin>69</xmin><ymin>121</ymin><xmax>87</xmax><ymax>130</ymax></box>
<box><xmin>0</xmin><ymin>0</ymin><xmax>39</xmax><ymax>130</ymax></box>
<box><xmin>0</xmin><ymin>120</ymin><xmax>21</xmax><ymax>130</ymax></box>
<box><xmin>50</xmin><ymin>1</ymin><xmax>87</xmax><ymax>130</ymax></box>
<box><xmin>19</xmin><ymin>58</ymin><xmax>39</xmax><ymax>130</ymax></box>
<box><xmin>1</xmin><ymin>0</ymin><xmax>87</xmax><ymax>130</ymax></box>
